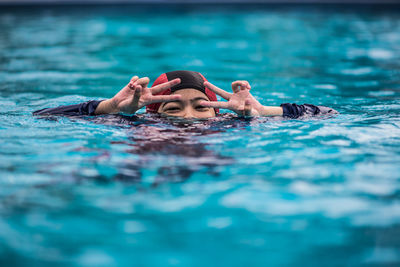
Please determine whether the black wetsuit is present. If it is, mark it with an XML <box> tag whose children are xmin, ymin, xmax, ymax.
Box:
<box><xmin>33</xmin><ymin>100</ymin><xmax>337</xmax><ymax>118</ymax></box>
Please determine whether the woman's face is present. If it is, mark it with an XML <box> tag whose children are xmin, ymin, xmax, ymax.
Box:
<box><xmin>157</xmin><ymin>89</ymin><xmax>216</xmax><ymax>119</ymax></box>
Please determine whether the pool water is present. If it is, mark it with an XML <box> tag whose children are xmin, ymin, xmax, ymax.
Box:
<box><xmin>1</xmin><ymin>4</ymin><xmax>400</xmax><ymax>266</ymax></box>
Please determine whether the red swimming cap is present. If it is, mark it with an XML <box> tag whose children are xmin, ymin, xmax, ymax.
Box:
<box><xmin>146</xmin><ymin>70</ymin><xmax>219</xmax><ymax>114</ymax></box>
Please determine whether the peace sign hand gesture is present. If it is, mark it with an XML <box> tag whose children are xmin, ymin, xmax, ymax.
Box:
<box><xmin>95</xmin><ymin>76</ymin><xmax>181</xmax><ymax>115</ymax></box>
<box><xmin>199</xmin><ymin>81</ymin><xmax>265</xmax><ymax>117</ymax></box>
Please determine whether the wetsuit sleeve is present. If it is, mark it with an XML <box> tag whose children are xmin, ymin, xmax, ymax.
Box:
<box><xmin>33</xmin><ymin>100</ymin><xmax>104</xmax><ymax>116</ymax></box>
<box><xmin>280</xmin><ymin>103</ymin><xmax>337</xmax><ymax>118</ymax></box>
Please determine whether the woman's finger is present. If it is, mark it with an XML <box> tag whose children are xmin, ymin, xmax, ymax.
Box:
<box><xmin>199</xmin><ymin>100</ymin><xmax>229</xmax><ymax>109</ymax></box>
<box><xmin>151</xmin><ymin>78</ymin><xmax>181</xmax><ymax>95</ymax></box>
<box><xmin>204</xmin><ymin>82</ymin><xmax>232</xmax><ymax>100</ymax></box>
<box><xmin>244</xmin><ymin>98</ymin><xmax>252</xmax><ymax>117</ymax></box>
<box><xmin>147</xmin><ymin>94</ymin><xmax>182</xmax><ymax>105</ymax></box>
<box><xmin>232</xmin><ymin>81</ymin><xmax>251</xmax><ymax>92</ymax></box>
<box><xmin>231</xmin><ymin>81</ymin><xmax>241</xmax><ymax>93</ymax></box>
<box><xmin>132</xmin><ymin>85</ymin><xmax>142</xmax><ymax>106</ymax></box>
<box><xmin>130</xmin><ymin>76</ymin><xmax>139</xmax><ymax>83</ymax></box>
<box><xmin>242</xmin><ymin>81</ymin><xmax>251</xmax><ymax>90</ymax></box>
<box><xmin>128</xmin><ymin>82</ymin><xmax>136</xmax><ymax>89</ymax></box>
<box><xmin>137</xmin><ymin>77</ymin><xmax>150</xmax><ymax>88</ymax></box>
<box><xmin>128</xmin><ymin>76</ymin><xmax>139</xmax><ymax>89</ymax></box>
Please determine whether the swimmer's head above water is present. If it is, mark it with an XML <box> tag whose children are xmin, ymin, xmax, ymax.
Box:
<box><xmin>146</xmin><ymin>70</ymin><xmax>219</xmax><ymax>119</ymax></box>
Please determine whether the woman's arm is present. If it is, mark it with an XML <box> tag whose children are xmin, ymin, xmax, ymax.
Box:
<box><xmin>33</xmin><ymin>75</ymin><xmax>182</xmax><ymax>116</ymax></box>
<box><xmin>199</xmin><ymin>80</ymin><xmax>337</xmax><ymax>118</ymax></box>
<box><xmin>279</xmin><ymin>103</ymin><xmax>338</xmax><ymax>118</ymax></box>
<box><xmin>259</xmin><ymin>106</ymin><xmax>283</xmax><ymax>116</ymax></box>
<box><xmin>33</xmin><ymin>100</ymin><xmax>104</xmax><ymax>116</ymax></box>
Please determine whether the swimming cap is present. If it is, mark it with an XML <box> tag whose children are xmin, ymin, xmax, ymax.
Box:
<box><xmin>146</xmin><ymin>70</ymin><xmax>219</xmax><ymax>114</ymax></box>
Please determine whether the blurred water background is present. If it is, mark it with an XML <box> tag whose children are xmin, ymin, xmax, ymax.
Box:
<box><xmin>0</xmin><ymin>3</ymin><xmax>400</xmax><ymax>266</ymax></box>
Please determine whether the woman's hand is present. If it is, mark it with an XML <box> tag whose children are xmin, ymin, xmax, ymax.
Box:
<box><xmin>199</xmin><ymin>80</ymin><xmax>283</xmax><ymax>117</ymax></box>
<box><xmin>199</xmin><ymin>81</ymin><xmax>263</xmax><ymax>116</ymax></box>
<box><xmin>95</xmin><ymin>76</ymin><xmax>181</xmax><ymax>115</ymax></box>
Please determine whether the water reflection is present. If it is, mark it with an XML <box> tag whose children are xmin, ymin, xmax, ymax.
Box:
<box><xmin>86</xmin><ymin>114</ymin><xmax>243</xmax><ymax>185</ymax></box>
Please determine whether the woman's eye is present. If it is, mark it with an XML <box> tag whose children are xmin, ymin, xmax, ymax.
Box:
<box><xmin>165</xmin><ymin>107</ymin><xmax>180</xmax><ymax>112</ymax></box>
<box><xmin>196</xmin><ymin>106</ymin><xmax>209</xmax><ymax>111</ymax></box>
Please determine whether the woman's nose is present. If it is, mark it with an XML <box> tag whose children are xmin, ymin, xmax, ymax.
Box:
<box><xmin>183</xmin><ymin>108</ymin><xmax>195</xmax><ymax>118</ymax></box>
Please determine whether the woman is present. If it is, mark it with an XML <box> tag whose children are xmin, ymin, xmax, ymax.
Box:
<box><xmin>33</xmin><ymin>70</ymin><xmax>337</xmax><ymax>118</ymax></box>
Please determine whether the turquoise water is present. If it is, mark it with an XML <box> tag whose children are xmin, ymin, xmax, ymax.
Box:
<box><xmin>1</xmin><ymin>4</ymin><xmax>400</xmax><ymax>266</ymax></box>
